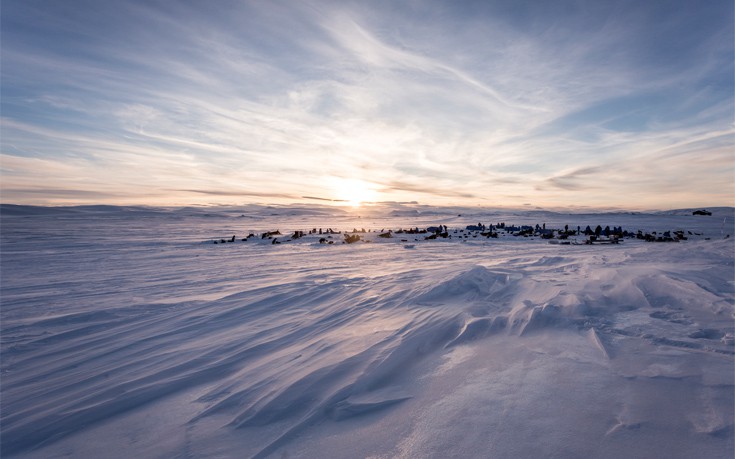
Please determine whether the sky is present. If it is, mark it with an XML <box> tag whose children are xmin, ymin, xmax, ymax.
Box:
<box><xmin>1</xmin><ymin>0</ymin><xmax>733</xmax><ymax>210</ymax></box>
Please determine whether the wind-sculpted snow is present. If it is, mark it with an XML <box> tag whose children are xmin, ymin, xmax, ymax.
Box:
<box><xmin>1</xmin><ymin>208</ymin><xmax>733</xmax><ymax>458</ymax></box>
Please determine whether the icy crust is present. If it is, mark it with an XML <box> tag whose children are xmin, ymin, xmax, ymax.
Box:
<box><xmin>1</xmin><ymin>212</ymin><xmax>734</xmax><ymax>458</ymax></box>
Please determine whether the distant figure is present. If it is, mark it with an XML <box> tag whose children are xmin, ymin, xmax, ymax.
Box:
<box><xmin>230</xmin><ymin>235</ymin><xmax>236</xmax><ymax>242</ymax></box>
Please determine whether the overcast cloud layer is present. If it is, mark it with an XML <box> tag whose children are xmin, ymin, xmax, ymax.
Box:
<box><xmin>2</xmin><ymin>0</ymin><xmax>733</xmax><ymax>209</ymax></box>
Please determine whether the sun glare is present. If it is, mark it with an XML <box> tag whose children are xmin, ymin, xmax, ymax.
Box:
<box><xmin>332</xmin><ymin>178</ymin><xmax>377</xmax><ymax>207</ymax></box>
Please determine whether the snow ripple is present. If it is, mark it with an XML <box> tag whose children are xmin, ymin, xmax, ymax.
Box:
<box><xmin>2</xmin><ymin>230</ymin><xmax>733</xmax><ymax>457</ymax></box>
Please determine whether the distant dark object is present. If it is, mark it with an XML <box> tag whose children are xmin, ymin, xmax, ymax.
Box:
<box><xmin>262</xmin><ymin>230</ymin><xmax>281</xmax><ymax>239</ymax></box>
<box><xmin>344</xmin><ymin>234</ymin><xmax>361</xmax><ymax>244</ymax></box>
<box><xmin>692</xmin><ymin>210</ymin><xmax>711</xmax><ymax>216</ymax></box>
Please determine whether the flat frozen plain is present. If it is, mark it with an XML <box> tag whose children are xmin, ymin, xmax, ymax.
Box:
<box><xmin>1</xmin><ymin>204</ymin><xmax>733</xmax><ymax>458</ymax></box>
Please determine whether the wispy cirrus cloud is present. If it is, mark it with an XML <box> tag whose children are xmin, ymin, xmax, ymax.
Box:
<box><xmin>1</xmin><ymin>0</ymin><xmax>732</xmax><ymax>209</ymax></box>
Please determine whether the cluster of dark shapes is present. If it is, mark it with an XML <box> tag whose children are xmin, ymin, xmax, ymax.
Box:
<box><xmin>214</xmin><ymin>228</ymin><xmax>344</xmax><ymax>244</ymax></box>
<box><xmin>344</xmin><ymin>234</ymin><xmax>362</xmax><ymax>244</ymax></box>
<box><xmin>317</xmin><ymin>228</ymin><xmax>341</xmax><ymax>235</ymax></box>
<box><xmin>372</xmin><ymin>221</ymin><xmax>704</xmax><ymax>245</ymax></box>
<box><xmin>635</xmin><ymin>230</ymin><xmax>691</xmax><ymax>242</ymax></box>
<box><xmin>213</xmin><ymin>218</ymin><xmax>722</xmax><ymax>245</ymax></box>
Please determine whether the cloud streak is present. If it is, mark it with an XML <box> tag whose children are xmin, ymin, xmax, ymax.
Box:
<box><xmin>1</xmin><ymin>0</ymin><xmax>732</xmax><ymax>209</ymax></box>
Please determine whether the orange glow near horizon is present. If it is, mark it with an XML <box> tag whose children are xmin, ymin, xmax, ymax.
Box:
<box><xmin>330</xmin><ymin>178</ymin><xmax>378</xmax><ymax>207</ymax></box>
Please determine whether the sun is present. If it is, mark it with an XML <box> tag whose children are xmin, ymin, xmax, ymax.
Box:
<box><xmin>332</xmin><ymin>178</ymin><xmax>377</xmax><ymax>207</ymax></box>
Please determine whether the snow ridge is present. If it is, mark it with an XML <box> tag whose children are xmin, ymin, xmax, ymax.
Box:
<box><xmin>1</xmin><ymin>212</ymin><xmax>733</xmax><ymax>458</ymax></box>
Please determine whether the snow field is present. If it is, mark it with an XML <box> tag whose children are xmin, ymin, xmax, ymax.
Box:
<box><xmin>1</xmin><ymin>206</ymin><xmax>733</xmax><ymax>458</ymax></box>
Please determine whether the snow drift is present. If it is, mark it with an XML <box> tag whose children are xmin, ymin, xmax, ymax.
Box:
<box><xmin>1</xmin><ymin>206</ymin><xmax>733</xmax><ymax>458</ymax></box>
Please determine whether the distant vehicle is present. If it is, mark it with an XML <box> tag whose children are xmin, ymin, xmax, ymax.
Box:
<box><xmin>693</xmin><ymin>209</ymin><xmax>712</xmax><ymax>216</ymax></box>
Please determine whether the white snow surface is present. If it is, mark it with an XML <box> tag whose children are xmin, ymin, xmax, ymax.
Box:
<box><xmin>1</xmin><ymin>205</ymin><xmax>734</xmax><ymax>458</ymax></box>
